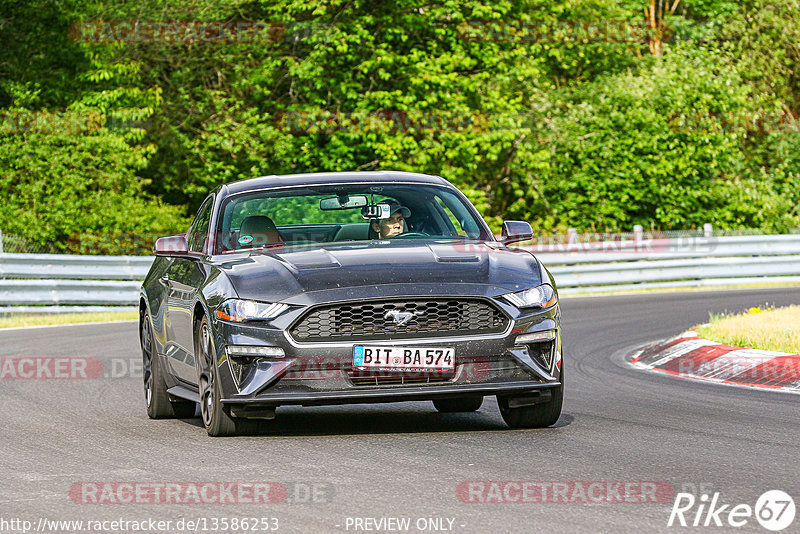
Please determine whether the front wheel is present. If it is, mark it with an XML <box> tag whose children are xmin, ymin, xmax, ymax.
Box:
<box><xmin>195</xmin><ymin>316</ymin><xmax>258</xmax><ymax>436</ymax></box>
<box><xmin>141</xmin><ymin>310</ymin><xmax>195</xmax><ymax>419</ymax></box>
<box><xmin>498</xmin><ymin>366</ymin><xmax>563</xmax><ymax>429</ymax></box>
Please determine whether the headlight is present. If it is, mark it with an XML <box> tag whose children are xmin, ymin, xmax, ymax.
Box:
<box><xmin>215</xmin><ymin>299</ymin><xmax>288</xmax><ymax>322</ymax></box>
<box><xmin>501</xmin><ymin>284</ymin><xmax>557</xmax><ymax>309</ymax></box>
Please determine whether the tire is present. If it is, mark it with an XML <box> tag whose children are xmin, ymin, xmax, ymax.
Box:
<box><xmin>141</xmin><ymin>310</ymin><xmax>196</xmax><ymax>419</ymax></box>
<box><xmin>498</xmin><ymin>365</ymin><xmax>564</xmax><ymax>429</ymax></box>
<box><xmin>195</xmin><ymin>315</ymin><xmax>258</xmax><ymax>437</ymax></box>
<box><xmin>432</xmin><ymin>396</ymin><xmax>483</xmax><ymax>413</ymax></box>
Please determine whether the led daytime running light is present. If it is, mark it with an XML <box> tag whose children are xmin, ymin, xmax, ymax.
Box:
<box><xmin>226</xmin><ymin>345</ymin><xmax>285</xmax><ymax>358</ymax></box>
<box><xmin>516</xmin><ymin>330</ymin><xmax>556</xmax><ymax>343</ymax></box>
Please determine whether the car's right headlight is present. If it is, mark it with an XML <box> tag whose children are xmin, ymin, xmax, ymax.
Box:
<box><xmin>500</xmin><ymin>284</ymin><xmax>557</xmax><ymax>309</ymax></box>
<box><xmin>215</xmin><ymin>299</ymin><xmax>288</xmax><ymax>322</ymax></box>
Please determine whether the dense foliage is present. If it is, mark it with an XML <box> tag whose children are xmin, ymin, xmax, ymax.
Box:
<box><xmin>0</xmin><ymin>0</ymin><xmax>798</xmax><ymax>252</ymax></box>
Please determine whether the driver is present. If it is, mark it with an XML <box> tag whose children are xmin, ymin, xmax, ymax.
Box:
<box><xmin>371</xmin><ymin>200</ymin><xmax>411</xmax><ymax>238</ymax></box>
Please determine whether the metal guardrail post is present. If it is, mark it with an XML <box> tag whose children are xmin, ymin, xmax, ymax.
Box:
<box><xmin>633</xmin><ymin>225</ymin><xmax>643</xmax><ymax>250</ymax></box>
<box><xmin>704</xmin><ymin>223</ymin><xmax>713</xmax><ymax>238</ymax></box>
<box><xmin>0</xmin><ymin>229</ymin><xmax>3</xmax><ymax>255</ymax></box>
<box><xmin>567</xmin><ymin>228</ymin><xmax>577</xmax><ymax>245</ymax></box>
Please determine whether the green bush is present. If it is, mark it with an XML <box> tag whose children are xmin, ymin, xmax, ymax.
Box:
<box><xmin>524</xmin><ymin>44</ymin><xmax>800</xmax><ymax>232</ymax></box>
<box><xmin>0</xmin><ymin>130</ymin><xmax>190</xmax><ymax>254</ymax></box>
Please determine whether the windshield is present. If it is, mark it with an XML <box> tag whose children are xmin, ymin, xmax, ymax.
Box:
<box><xmin>215</xmin><ymin>183</ymin><xmax>492</xmax><ymax>253</ymax></box>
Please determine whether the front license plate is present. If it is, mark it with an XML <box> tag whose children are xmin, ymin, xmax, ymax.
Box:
<box><xmin>353</xmin><ymin>345</ymin><xmax>455</xmax><ymax>372</ymax></box>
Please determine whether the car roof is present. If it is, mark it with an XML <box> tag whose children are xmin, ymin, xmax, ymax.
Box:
<box><xmin>222</xmin><ymin>171</ymin><xmax>450</xmax><ymax>196</ymax></box>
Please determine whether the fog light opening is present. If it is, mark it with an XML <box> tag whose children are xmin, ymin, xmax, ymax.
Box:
<box><xmin>512</xmin><ymin>333</ymin><xmax>557</xmax><ymax>374</ymax></box>
<box><xmin>226</xmin><ymin>346</ymin><xmax>285</xmax><ymax>392</ymax></box>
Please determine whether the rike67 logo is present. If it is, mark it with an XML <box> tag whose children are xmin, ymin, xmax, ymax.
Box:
<box><xmin>668</xmin><ymin>490</ymin><xmax>795</xmax><ymax>531</ymax></box>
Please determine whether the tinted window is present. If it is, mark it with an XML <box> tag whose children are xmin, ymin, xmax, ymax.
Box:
<box><xmin>216</xmin><ymin>184</ymin><xmax>491</xmax><ymax>253</ymax></box>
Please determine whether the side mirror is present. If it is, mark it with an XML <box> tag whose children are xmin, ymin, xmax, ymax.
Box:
<box><xmin>501</xmin><ymin>221</ymin><xmax>533</xmax><ymax>245</ymax></box>
<box><xmin>153</xmin><ymin>234</ymin><xmax>190</xmax><ymax>256</ymax></box>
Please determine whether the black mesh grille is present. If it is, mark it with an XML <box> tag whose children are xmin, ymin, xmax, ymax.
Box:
<box><xmin>348</xmin><ymin>373</ymin><xmax>454</xmax><ymax>387</ymax></box>
<box><xmin>290</xmin><ymin>299</ymin><xmax>509</xmax><ymax>342</ymax></box>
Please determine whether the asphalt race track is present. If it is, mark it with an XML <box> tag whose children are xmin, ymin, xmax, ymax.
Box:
<box><xmin>1</xmin><ymin>287</ymin><xmax>799</xmax><ymax>533</ymax></box>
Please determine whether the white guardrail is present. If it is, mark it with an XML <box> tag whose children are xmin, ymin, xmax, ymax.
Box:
<box><xmin>1</xmin><ymin>231</ymin><xmax>800</xmax><ymax>312</ymax></box>
<box><xmin>527</xmin><ymin>233</ymin><xmax>800</xmax><ymax>293</ymax></box>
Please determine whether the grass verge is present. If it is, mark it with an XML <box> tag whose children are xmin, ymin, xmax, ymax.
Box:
<box><xmin>0</xmin><ymin>311</ymin><xmax>138</xmax><ymax>329</ymax></box>
<box><xmin>695</xmin><ymin>305</ymin><xmax>800</xmax><ymax>353</ymax></box>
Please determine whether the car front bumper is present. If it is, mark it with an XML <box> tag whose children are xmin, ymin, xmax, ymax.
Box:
<box><xmin>208</xmin><ymin>287</ymin><xmax>562</xmax><ymax>413</ymax></box>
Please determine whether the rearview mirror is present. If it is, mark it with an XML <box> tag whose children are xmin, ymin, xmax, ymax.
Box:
<box><xmin>153</xmin><ymin>234</ymin><xmax>190</xmax><ymax>256</ymax></box>
<box><xmin>320</xmin><ymin>195</ymin><xmax>369</xmax><ymax>210</ymax></box>
<box><xmin>501</xmin><ymin>221</ymin><xmax>533</xmax><ymax>245</ymax></box>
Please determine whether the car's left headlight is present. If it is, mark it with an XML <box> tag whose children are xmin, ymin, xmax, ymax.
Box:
<box><xmin>501</xmin><ymin>284</ymin><xmax>557</xmax><ymax>309</ymax></box>
<box><xmin>215</xmin><ymin>299</ymin><xmax>289</xmax><ymax>322</ymax></box>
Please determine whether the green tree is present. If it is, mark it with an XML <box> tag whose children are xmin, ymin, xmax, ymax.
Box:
<box><xmin>530</xmin><ymin>45</ymin><xmax>798</xmax><ymax>232</ymax></box>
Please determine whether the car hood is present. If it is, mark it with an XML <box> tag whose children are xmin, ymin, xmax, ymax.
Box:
<box><xmin>214</xmin><ymin>241</ymin><xmax>542</xmax><ymax>302</ymax></box>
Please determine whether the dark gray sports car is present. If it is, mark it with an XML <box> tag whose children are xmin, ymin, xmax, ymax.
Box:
<box><xmin>139</xmin><ymin>171</ymin><xmax>563</xmax><ymax>436</ymax></box>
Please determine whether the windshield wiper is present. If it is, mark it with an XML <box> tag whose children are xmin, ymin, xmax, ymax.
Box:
<box><xmin>249</xmin><ymin>243</ymin><xmax>289</xmax><ymax>254</ymax></box>
<box><xmin>221</xmin><ymin>243</ymin><xmax>287</xmax><ymax>255</ymax></box>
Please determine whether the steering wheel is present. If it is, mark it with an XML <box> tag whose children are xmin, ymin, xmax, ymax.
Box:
<box><xmin>390</xmin><ymin>231</ymin><xmax>430</xmax><ymax>238</ymax></box>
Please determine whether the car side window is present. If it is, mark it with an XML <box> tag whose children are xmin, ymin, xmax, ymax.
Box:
<box><xmin>435</xmin><ymin>192</ymin><xmax>483</xmax><ymax>238</ymax></box>
<box><xmin>435</xmin><ymin>195</ymin><xmax>466</xmax><ymax>236</ymax></box>
<box><xmin>188</xmin><ymin>196</ymin><xmax>214</xmax><ymax>253</ymax></box>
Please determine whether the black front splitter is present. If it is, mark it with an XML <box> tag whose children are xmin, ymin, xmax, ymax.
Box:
<box><xmin>221</xmin><ymin>381</ymin><xmax>561</xmax><ymax>407</ymax></box>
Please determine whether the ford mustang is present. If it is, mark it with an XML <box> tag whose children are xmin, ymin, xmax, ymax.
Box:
<box><xmin>139</xmin><ymin>171</ymin><xmax>563</xmax><ymax>436</ymax></box>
